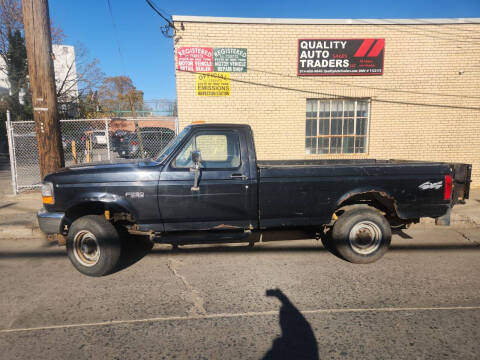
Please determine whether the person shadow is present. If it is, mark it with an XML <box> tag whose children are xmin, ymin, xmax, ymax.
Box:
<box><xmin>263</xmin><ymin>288</ymin><xmax>319</xmax><ymax>360</ymax></box>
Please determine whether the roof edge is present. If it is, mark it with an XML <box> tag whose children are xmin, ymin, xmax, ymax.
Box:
<box><xmin>171</xmin><ymin>15</ymin><xmax>480</xmax><ymax>25</ymax></box>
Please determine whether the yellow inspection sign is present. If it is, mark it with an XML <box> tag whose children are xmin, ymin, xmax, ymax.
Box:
<box><xmin>196</xmin><ymin>72</ymin><xmax>230</xmax><ymax>96</ymax></box>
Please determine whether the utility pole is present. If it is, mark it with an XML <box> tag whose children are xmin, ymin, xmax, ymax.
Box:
<box><xmin>22</xmin><ymin>0</ymin><xmax>64</xmax><ymax>179</ymax></box>
<box><xmin>128</xmin><ymin>92</ymin><xmax>145</xmax><ymax>158</ymax></box>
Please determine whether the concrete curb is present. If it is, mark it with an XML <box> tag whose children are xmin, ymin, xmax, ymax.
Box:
<box><xmin>420</xmin><ymin>213</ymin><xmax>480</xmax><ymax>228</ymax></box>
<box><xmin>0</xmin><ymin>224</ymin><xmax>42</xmax><ymax>239</ymax></box>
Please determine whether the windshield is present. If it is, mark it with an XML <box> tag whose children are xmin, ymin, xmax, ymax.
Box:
<box><xmin>155</xmin><ymin>126</ymin><xmax>191</xmax><ymax>163</ymax></box>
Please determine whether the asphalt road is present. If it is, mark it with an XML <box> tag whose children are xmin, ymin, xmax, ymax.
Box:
<box><xmin>0</xmin><ymin>226</ymin><xmax>479</xmax><ymax>359</ymax></box>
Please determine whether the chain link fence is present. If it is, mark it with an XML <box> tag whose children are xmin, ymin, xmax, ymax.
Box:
<box><xmin>6</xmin><ymin>115</ymin><xmax>178</xmax><ymax>193</ymax></box>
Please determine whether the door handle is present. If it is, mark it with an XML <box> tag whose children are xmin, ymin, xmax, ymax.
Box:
<box><xmin>231</xmin><ymin>173</ymin><xmax>248</xmax><ymax>180</ymax></box>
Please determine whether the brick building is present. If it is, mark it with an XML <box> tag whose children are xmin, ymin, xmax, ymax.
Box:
<box><xmin>172</xmin><ymin>16</ymin><xmax>480</xmax><ymax>186</ymax></box>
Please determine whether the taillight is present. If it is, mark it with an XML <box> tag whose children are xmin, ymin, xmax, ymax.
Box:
<box><xmin>130</xmin><ymin>140</ymin><xmax>137</xmax><ymax>145</ymax></box>
<box><xmin>444</xmin><ymin>175</ymin><xmax>452</xmax><ymax>200</ymax></box>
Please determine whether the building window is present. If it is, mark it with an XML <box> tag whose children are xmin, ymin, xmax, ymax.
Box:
<box><xmin>306</xmin><ymin>99</ymin><xmax>370</xmax><ymax>154</ymax></box>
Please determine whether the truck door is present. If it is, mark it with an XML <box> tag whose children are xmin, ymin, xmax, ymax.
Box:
<box><xmin>158</xmin><ymin>128</ymin><xmax>254</xmax><ymax>231</ymax></box>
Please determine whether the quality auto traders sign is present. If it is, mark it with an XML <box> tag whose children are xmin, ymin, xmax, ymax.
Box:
<box><xmin>298</xmin><ymin>39</ymin><xmax>385</xmax><ymax>76</ymax></box>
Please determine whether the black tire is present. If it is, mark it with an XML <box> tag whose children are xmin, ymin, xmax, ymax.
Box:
<box><xmin>320</xmin><ymin>229</ymin><xmax>340</xmax><ymax>257</ymax></box>
<box><xmin>67</xmin><ymin>215</ymin><xmax>121</xmax><ymax>276</ymax></box>
<box><xmin>331</xmin><ymin>207</ymin><xmax>391</xmax><ymax>264</ymax></box>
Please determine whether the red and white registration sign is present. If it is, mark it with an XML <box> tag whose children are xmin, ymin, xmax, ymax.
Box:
<box><xmin>177</xmin><ymin>47</ymin><xmax>213</xmax><ymax>72</ymax></box>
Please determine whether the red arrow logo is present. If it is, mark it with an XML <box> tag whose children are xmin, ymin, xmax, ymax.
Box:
<box><xmin>353</xmin><ymin>39</ymin><xmax>375</xmax><ymax>57</ymax></box>
<box><xmin>367</xmin><ymin>39</ymin><xmax>385</xmax><ymax>57</ymax></box>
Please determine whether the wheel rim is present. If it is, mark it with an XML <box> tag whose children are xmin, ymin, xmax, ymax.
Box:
<box><xmin>73</xmin><ymin>230</ymin><xmax>100</xmax><ymax>267</ymax></box>
<box><xmin>348</xmin><ymin>221</ymin><xmax>382</xmax><ymax>255</ymax></box>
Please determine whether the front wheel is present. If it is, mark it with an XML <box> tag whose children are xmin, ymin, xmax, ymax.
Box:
<box><xmin>331</xmin><ymin>208</ymin><xmax>391</xmax><ymax>264</ymax></box>
<box><xmin>67</xmin><ymin>215</ymin><xmax>121</xmax><ymax>276</ymax></box>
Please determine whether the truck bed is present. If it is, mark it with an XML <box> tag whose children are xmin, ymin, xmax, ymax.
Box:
<box><xmin>257</xmin><ymin>159</ymin><xmax>471</xmax><ymax>201</ymax></box>
<box><xmin>257</xmin><ymin>159</ymin><xmax>471</xmax><ymax>228</ymax></box>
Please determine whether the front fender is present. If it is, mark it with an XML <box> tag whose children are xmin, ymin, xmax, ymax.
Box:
<box><xmin>65</xmin><ymin>191</ymin><xmax>138</xmax><ymax>219</ymax></box>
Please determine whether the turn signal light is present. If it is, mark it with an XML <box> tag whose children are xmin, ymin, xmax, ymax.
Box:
<box><xmin>42</xmin><ymin>196</ymin><xmax>54</xmax><ymax>204</ymax></box>
<box><xmin>444</xmin><ymin>175</ymin><xmax>452</xmax><ymax>200</ymax></box>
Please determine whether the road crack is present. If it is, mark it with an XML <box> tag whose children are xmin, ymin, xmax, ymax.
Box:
<box><xmin>167</xmin><ymin>258</ymin><xmax>207</xmax><ymax>316</ymax></box>
<box><xmin>455</xmin><ymin>230</ymin><xmax>480</xmax><ymax>246</ymax></box>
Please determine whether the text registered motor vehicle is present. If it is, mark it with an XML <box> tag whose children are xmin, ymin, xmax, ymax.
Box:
<box><xmin>37</xmin><ymin>124</ymin><xmax>472</xmax><ymax>276</ymax></box>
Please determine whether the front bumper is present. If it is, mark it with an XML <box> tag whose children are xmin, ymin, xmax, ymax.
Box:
<box><xmin>37</xmin><ymin>208</ymin><xmax>65</xmax><ymax>234</ymax></box>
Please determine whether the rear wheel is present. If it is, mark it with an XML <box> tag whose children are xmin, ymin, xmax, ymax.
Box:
<box><xmin>67</xmin><ymin>215</ymin><xmax>121</xmax><ymax>276</ymax></box>
<box><xmin>331</xmin><ymin>208</ymin><xmax>391</xmax><ymax>264</ymax></box>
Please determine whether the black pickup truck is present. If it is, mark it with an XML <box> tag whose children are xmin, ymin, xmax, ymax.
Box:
<box><xmin>38</xmin><ymin>124</ymin><xmax>472</xmax><ymax>276</ymax></box>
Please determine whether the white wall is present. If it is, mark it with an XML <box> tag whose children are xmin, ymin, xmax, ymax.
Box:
<box><xmin>52</xmin><ymin>44</ymin><xmax>78</xmax><ymax>100</ymax></box>
<box><xmin>0</xmin><ymin>44</ymin><xmax>79</xmax><ymax>100</ymax></box>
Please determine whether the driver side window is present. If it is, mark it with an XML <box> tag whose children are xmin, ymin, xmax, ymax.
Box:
<box><xmin>173</xmin><ymin>132</ymin><xmax>241</xmax><ymax>169</ymax></box>
<box><xmin>174</xmin><ymin>137</ymin><xmax>194</xmax><ymax>168</ymax></box>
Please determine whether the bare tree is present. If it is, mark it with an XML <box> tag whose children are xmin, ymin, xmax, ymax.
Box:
<box><xmin>0</xmin><ymin>0</ymin><xmax>64</xmax><ymax>69</ymax></box>
<box><xmin>0</xmin><ymin>0</ymin><xmax>22</xmax><ymax>58</ymax></box>
<box><xmin>1</xmin><ymin>1</ymin><xmax>101</xmax><ymax>118</ymax></box>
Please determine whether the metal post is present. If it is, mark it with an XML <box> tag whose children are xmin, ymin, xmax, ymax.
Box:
<box><xmin>105</xmin><ymin>118</ymin><xmax>111</xmax><ymax>161</ymax></box>
<box><xmin>175</xmin><ymin>117</ymin><xmax>179</xmax><ymax>135</ymax></box>
<box><xmin>6</xmin><ymin>110</ymin><xmax>18</xmax><ymax>194</ymax></box>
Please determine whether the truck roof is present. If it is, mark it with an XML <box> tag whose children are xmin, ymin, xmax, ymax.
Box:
<box><xmin>189</xmin><ymin>123</ymin><xmax>252</xmax><ymax>129</ymax></box>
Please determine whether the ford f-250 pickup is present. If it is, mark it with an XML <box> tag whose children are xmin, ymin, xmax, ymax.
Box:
<box><xmin>37</xmin><ymin>124</ymin><xmax>472</xmax><ymax>276</ymax></box>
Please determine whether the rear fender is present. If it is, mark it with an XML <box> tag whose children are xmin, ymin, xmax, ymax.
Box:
<box><xmin>335</xmin><ymin>188</ymin><xmax>399</xmax><ymax>216</ymax></box>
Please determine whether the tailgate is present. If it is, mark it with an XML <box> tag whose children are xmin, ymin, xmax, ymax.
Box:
<box><xmin>451</xmin><ymin>163</ymin><xmax>472</xmax><ymax>203</ymax></box>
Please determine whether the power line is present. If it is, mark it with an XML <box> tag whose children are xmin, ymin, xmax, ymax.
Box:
<box><xmin>145</xmin><ymin>0</ymin><xmax>172</xmax><ymax>20</ymax></box>
<box><xmin>145</xmin><ymin>0</ymin><xmax>176</xmax><ymax>37</ymax></box>
<box><xmin>106</xmin><ymin>0</ymin><xmax>127</xmax><ymax>74</ymax></box>
<box><xmin>247</xmin><ymin>68</ymin><xmax>480</xmax><ymax>100</ymax></box>
<box><xmin>178</xmin><ymin>69</ymin><xmax>480</xmax><ymax>112</ymax></box>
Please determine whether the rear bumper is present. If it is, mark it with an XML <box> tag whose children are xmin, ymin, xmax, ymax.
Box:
<box><xmin>37</xmin><ymin>208</ymin><xmax>65</xmax><ymax>234</ymax></box>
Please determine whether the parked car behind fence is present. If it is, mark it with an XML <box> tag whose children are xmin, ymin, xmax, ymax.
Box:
<box><xmin>117</xmin><ymin>127</ymin><xmax>175</xmax><ymax>158</ymax></box>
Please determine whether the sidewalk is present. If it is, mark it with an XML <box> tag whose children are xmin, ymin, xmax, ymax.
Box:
<box><xmin>0</xmin><ymin>156</ymin><xmax>43</xmax><ymax>239</ymax></box>
<box><xmin>0</xmin><ymin>186</ymin><xmax>479</xmax><ymax>240</ymax></box>
<box><xmin>0</xmin><ymin>191</ymin><xmax>42</xmax><ymax>239</ymax></box>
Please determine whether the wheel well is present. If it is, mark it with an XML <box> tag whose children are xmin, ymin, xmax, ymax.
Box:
<box><xmin>64</xmin><ymin>202</ymin><xmax>135</xmax><ymax>229</ymax></box>
<box><xmin>335</xmin><ymin>191</ymin><xmax>397</xmax><ymax>217</ymax></box>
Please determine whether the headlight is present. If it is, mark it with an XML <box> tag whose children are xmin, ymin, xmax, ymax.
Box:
<box><xmin>41</xmin><ymin>182</ymin><xmax>55</xmax><ymax>204</ymax></box>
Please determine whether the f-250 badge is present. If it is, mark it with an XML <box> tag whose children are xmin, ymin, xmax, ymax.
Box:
<box><xmin>418</xmin><ymin>181</ymin><xmax>442</xmax><ymax>190</ymax></box>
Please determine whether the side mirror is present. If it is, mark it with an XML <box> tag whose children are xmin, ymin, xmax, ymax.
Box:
<box><xmin>191</xmin><ymin>150</ymin><xmax>201</xmax><ymax>166</ymax></box>
<box><xmin>190</xmin><ymin>150</ymin><xmax>202</xmax><ymax>191</ymax></box>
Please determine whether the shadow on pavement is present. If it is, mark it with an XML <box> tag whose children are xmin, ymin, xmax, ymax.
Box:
<box><xmin>0</xmin><ymin>202</ymin><xmax>16</xmax><ymax>209</ymax></box>
<box><xmin>392</xmin><ymin>229</ymin><xmax>413</xmax><ymax>239</ymax></box>
<box><xmin>112</xmin><ymin>234</ymin><xmax>154</xmax><ymax>274</ymax></box>
<box><xmin>1</xmin><ymin>242</ymin><xmax>479</xmax><ymax>260</ymax></box>
<box><xmin>263</xmin><ymin>288</ymin><xmax>319</xmax><ymax>360</ymax></box>
<box><xmin>149</xmin><ymin>242</ymin><xmax>480</xmax><ymax>255</ymax></box>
